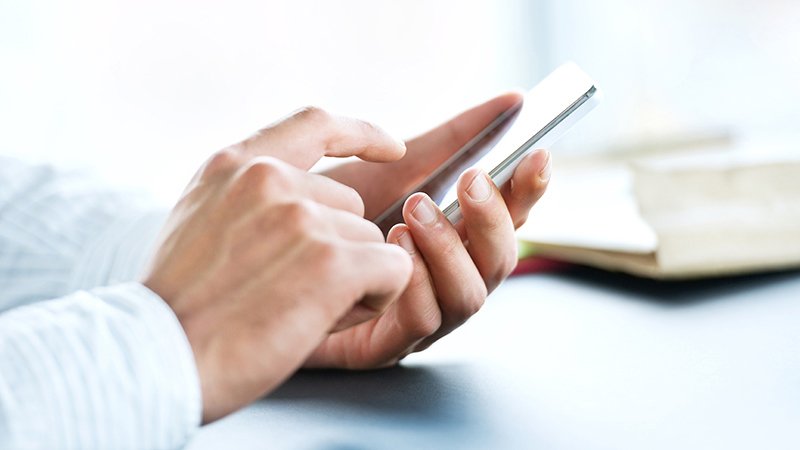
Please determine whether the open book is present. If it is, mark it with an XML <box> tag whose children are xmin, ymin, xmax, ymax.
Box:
<box><xmin>516</xmin><ymin>140</ymin><xmax>800</xmax><ymax>279</ymax></box>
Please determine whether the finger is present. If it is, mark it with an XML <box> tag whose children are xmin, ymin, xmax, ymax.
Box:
<box><xmin>262</xmin><ymin>200</ymin><xmax>383</xmax><ymax>244</ymax></box>
<box><xmin>323</xmin><ymin>92</ymin><xmax>524</xmax><ymax>218</ymax></box>
<box><xmin>224</xmin><ymin>157</ymin><xmax>366</xmax><ymax>218</ymax></box>
<box><xmin>499</xmin><ymin>149</ymin><xmax>551</xmax><ymax>228</ymax></box>
<box><xmin>402</xmin><ymin>193</ymin><xmax>487</xmax><ymax>343</ymax></box>
<box><xmin>323</xmin><ymin>205</ymin><xmax>385</xmax><ymax>243</ymax></box>
<box><xmin>307</xmin><ymin>224</ymin><xmax>442</xmax><ymax>368</ymax></box>
<box><xmin>306</xmin><ymin>172</ymin><xmax>366</xmax><ymax>217</ymax></box>
<box><xmin>457</xmin><ymin>168</ymin><xmax>517</xmax><ymax>293</ymax></box>
<box><xmin>236</xmin><ymin>106</ymin><xmax>406</xmax><ymax>170</ymax></box>
<box><xmin>331</xmin><ymin>241</ymin><xmax>413</xmax><ymax>331</ymax></box>
<box><xmin>377</xmin><ymin>224</ymin><xmax>442</xmax><ymax>357</ymax></box>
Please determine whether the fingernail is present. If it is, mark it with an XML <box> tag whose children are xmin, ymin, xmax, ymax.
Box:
<box><xmin>466</xmin><ymin>172</ymin><xmax>492</xmax><ymax>203</ymax></box>
<box><xmin>411</xmin><ymin>195</ymin><xmax>438</xmax><ymax>225</ymax></box>
<box><xmin>538</xmin><ymin>150</ymin><xmax>552</xmax><ymax>182</ymax></box>
<box><xmin>396</xmin><ymin>231</ymin><xmax>416</xmax><ymax>255</ymax></box>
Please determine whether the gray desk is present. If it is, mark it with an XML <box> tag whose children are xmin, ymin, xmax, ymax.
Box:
<box><xmin>187</xmin><ymin>268</ymin><xmax>800</xmax><ymax>450</ymax></box>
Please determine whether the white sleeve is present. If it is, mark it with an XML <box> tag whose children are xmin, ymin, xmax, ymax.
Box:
<box><xmin>0</xmin><ymin>157</ymin><xmax>202</xmax><ymax>448</ymax></box>
<box><xmin>0</xmin><ymin>156</ymin><xmax>169</xmax><ymax>311</ymax></box>
<box><xmin>0</xmin><ymin>283</ymin><xmax>202</xmax><ymax>449</ymax></box>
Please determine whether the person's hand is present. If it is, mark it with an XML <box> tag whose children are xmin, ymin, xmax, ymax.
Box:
<box><xmin>142</xmin><ymin>107</ymin><xmax>413</xmax><ymax>423</ymax></box>
<box><xmin>306</xmin><ymin>93</ymin><xmax>551</xmax><ymax>368</ymax></box>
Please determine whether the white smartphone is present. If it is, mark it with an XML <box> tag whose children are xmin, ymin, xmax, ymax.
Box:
<box><xmin>374</xmin><ymin>62</ymin><xmax>602</xmax><ymax>235</ymax></box>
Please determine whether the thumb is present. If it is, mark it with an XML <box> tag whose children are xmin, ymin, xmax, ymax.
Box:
<box><xmin>399</xmin><ymin>92</ymin><xmax>524</xmax><ymax>176</ymax></box>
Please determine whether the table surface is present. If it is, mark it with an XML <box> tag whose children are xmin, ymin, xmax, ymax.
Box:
<box><xmin>187</xmin><ymin>266</ymin><xmax>800</xmax><ymax>450</ymax></box>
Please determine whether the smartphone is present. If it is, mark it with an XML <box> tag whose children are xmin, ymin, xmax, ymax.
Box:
<box><xmin>374</xmin><ymin>62</ymin><xmax>602</xmax><ymax>235</ymax></box>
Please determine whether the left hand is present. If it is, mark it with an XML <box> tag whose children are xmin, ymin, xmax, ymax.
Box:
<box><xmin>305</xmin><ymin>93</ymin><xmax>552</xmax><ymax>368</ymax></box>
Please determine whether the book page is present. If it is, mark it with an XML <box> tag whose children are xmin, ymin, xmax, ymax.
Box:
<box><xmin>516</xmin><ymin>162</ymin><xmax>658</xmax><ymax>254</ymax></box>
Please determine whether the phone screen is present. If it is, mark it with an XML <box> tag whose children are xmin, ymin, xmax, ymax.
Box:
<box><xmin>372</xmin><ymin>103</ymin><xmax>523</xmax><ymax>235</ymax></box>
<box><xmin>440</xmin><ymin>85</ymin><xmax>597</xmax><ymax>220</ymax></box>
<box><xmin>373</xmin><ymin>62</ymin><xmax>600</xmax><ymax>235</ymax></box>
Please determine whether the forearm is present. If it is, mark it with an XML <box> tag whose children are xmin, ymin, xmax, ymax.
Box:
<box><xmin>0</xmin><ymin>283</ymin><xmax>201</xmax><ymax>449</ymax></box>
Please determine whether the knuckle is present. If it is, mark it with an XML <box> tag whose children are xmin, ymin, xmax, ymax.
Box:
<box><xmin>408</xmin><ymin>313</ymin><xmax>441</xmax><ymax>340</ymax></box>
<box><xmin>357</xmin><ymin>119</ymin><xmax>382</xmax><ymax>137</ymax></box>
<box><xmin>492</xmin><ymin>248</ymin><xmax>519</xmax><ymax>288</ymax></box>
<box><xmin>294</xmin><ymin>105</ymin><xmax>342</xmax><ymax>152</ymax></box>
<box><xmin>294</xmin><ymin>105</ymin><xmax>331</xmax><ymax>125</ymax></box>
<box><xmin>455</xmin><ymin>284</ymin><xmax>487</xmax><ymax>320</ymax></box>
<box><xmin>282</xmin><ymin>199</ymin><xmax>321</xmax><ymax>235</ymax></box>
<box><xmin>241</xmin><ymin>158</ymin><xmax>282</xmax><ymax>181</ymax></box>
<box><xmin>238</xmin><ymin>159</ymin><xmax>290</xmax><ymax>197</ymax></box>
<box><xmin>473</xmin><ymin>206</ymin><xmax>507</xmax><ymax>232</ymax></box>
<box><xmin>436</xmin><ymin>227</ymin><xmax>463</xmax><ymax>257</ymax></box>
<box><xmin>406</xmin><ymin>266</ymin><xmax>432</xmax><ymax>294</ymax></box>
<box><xmin>313</xmin><ymin>240</ymin><xmax>346</xmax><ymax>277</ymax></box>
<box><xmin>203</xmin><ymin>148</ymin><xmax>242</xmax><ymax>178</ymax></box>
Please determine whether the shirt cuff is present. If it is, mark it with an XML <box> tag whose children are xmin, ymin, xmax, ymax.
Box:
<box><xmin>0</xmin><ymin>282</ymin><xmax>202</xmax><ymax>449</ymax></box>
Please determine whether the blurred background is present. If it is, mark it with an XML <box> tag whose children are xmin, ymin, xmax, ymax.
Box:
<box><xmin>1</xmin><ymin>0</ymin><xmax>798</xmax><ymax>201</ymax></box>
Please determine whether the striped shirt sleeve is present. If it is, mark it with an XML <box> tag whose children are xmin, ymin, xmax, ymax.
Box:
<box><xmin>0</xmin><ymin>157</ymin><xmax>202</xmax><ymax>449</ymax></box>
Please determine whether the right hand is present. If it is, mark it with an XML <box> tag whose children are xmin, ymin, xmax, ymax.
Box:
<box><xmin>141</xmin><ymin>107</ymin><xmax>413</xmax><ymax>423</ymax></box>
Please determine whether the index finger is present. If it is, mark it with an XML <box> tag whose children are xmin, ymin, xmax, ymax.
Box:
<box><xmin>330</xmin><ymin>242</ymin><xmax>414</xmax><ymax>332</ymax></box>
<box><xmin>236</xmin><ymin>106</ymin><xmax>407</xmax><ymax>170</ymax></box>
